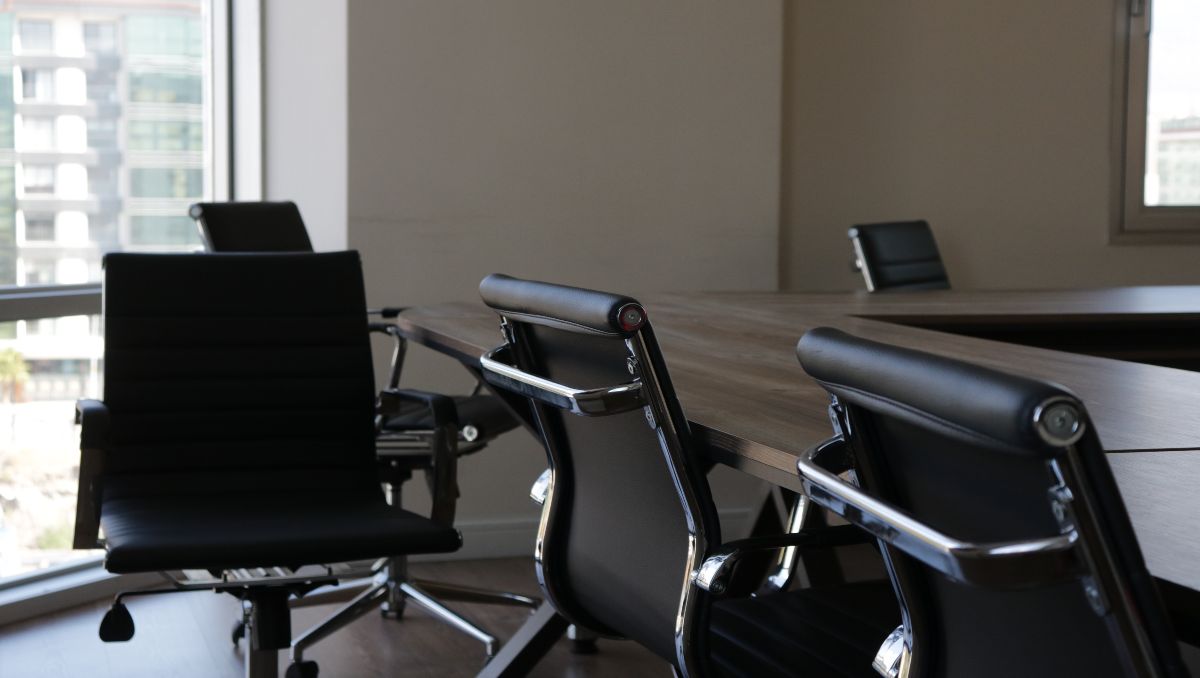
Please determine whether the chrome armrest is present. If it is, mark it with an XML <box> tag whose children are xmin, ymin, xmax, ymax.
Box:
<box><xmin>74</xmin><ymin>399</ymin><xmax>109</xmax><ymax>550</ymax></box>
<box><xmin>872</xmin><ymin>626</ymin><xmax>909</xmax><ymax>678</ymax></box>
<box><xmin>797</xmin><ymin>438</ymin><xmax>1081</xmax><ymax>589</ymax></box>
<box><xmin>530</xmin><ymin>468</ymin><xmax>552</xmax><ymax>506</ymax></box>
<box><xmin>693</xmin><ymin>527</ymin><xmax>867</xmax><ymax>595</ymax></box>
<box><xmin>480</xmin><ymin>345</ymin><xmax>644</xmax><ymax>416</ymax></box>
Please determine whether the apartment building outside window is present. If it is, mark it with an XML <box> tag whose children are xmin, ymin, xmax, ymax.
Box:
<box><xmin>0</xmin><ymin>0</ymin><xmax>219</xmax><ymax>584</ymax></box>
<box><xmin>1116</xmin><ymin>0</ymin><xmax>1200</xmax><ymax>239</ymax></box>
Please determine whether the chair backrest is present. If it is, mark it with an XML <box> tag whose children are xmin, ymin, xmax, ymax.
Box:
<box><xmin>477</xmin><ymin>274</ymin><xmax>720</xmax><ymax>673</ymax></box>
<box><xmin>848</xmin><ymin>220</ymin><xmax>949</xmax><ymax>291</ymax></box>
<box><xmin>796</xmin><ymin>327</ymin><xmax>1186</xmax><ymax>678</ymax></box>
<box><xmin>100</xmin><ymin>252</ymin><xmax>378</xmax><ymax>498</ymax></box>
<box><xmin>190</xmin><ymin>201</ymin><xmax>314</xmax><ymax>252</ymax></box>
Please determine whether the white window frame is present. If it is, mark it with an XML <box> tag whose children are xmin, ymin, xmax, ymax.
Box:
<box><xmin>0</xmin><ymin>0</ymin><xmax>261</xmax><ymax>622</ymax></box>
<box><xmin>1111</xmin><ymin>0</ymin><xmax>1200</xmax><ymax>243</ymax></box>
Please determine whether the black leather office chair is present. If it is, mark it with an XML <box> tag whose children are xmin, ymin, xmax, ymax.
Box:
<box><xmin>74</xmin><ymin>252</ymin><xmax>465</xmax><ymax>678</ymax></box>
<box><xmin>848</xmin><ymin>220</ymin><xmax>950</xmax><ymax>292</ymax></box>
<box><xmin>796</xmin><ymin>327</ymin><xmax>1188</xmax><ymax>678</ymax></box>
<box><xmin>186</xmin><ymin>202</ymin><xmax>533</xmax><ymax>655</ymax></box>
<box><xmin>477</xmin><ymin>274</ymin><xmax>899</xmax><ymax>677</ymax></box>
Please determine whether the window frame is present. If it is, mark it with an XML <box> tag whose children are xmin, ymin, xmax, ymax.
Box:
<box><xmin>0</xmin><ymin>0</ymin><xmax>260</xmax><ymax>622</ymax></box>
<box><xmin>1111</xmin><ymin>0</ymin><xmax>1200</xmax><ymax>243</ymax></box>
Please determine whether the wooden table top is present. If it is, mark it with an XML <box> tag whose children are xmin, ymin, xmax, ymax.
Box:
<box><xmin>397</xmin><ymin>287</ymin><xmax>1200</xmax><ymax>592</ymax></box>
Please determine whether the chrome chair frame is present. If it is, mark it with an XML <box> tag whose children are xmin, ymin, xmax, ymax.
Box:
<box><xmin>798</xmin><ymin>395</ymin><xmax>1166</xmax><ymax>678</ymax></box>
<box><xmin>481</xmin><ymin>316</ymin><xmax>871</xmax><ymax>677</ymax></box>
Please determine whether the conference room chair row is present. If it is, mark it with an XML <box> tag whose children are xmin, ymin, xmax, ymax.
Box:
<box><xmin>68</xmin><ymin>203</ymin><xmax>1182</xmax><ymax>677</ymax></box>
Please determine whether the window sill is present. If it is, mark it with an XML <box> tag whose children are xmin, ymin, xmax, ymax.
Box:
<box><xmin>0</xmin><ymin>558</ymin><xmax>164</xmax><ymax>627</ymax></box>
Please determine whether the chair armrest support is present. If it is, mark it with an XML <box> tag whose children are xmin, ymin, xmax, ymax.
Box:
<box><xmin>379</xmin><ymin>389</ymin><xmax>459</xmax><ymax>526</ymax></box>
<box><xmin>798</xmin><ymin>439</ymin><xmax>1082</xmax><ymax>589</ymax></box>
<box><xmin>369</xmin><ymin>322</ymin><xmax>408</xmax><ymax>389</ymax></box>
<box><xmin>694</xmin><ymin>525</ymin><xmax>868</xmax><ymax>595</ymax></box>
<box><xmin>74</xmin><ymin>399</ymin><xmax>110</xmax><ymax>550</ymax></box>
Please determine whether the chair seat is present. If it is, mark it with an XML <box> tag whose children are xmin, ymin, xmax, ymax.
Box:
<box><xmin>100</xmin><ymin>489</ymin><xmax>461</xmax><ymax>574</ymax></box>
<box><xmin>708</xmin><ymin>580</ymin><xmax>899</xmax><ymax>678</ymax></box>
<box><xmin>381</xmin><ymin>394</ymin><xmax>519</xmax><ymax>441</ymax></box>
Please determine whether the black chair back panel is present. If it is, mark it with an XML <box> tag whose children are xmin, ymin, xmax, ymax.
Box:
<box><xmin>524</xmin><ymin>323</ymin><xmax>700</xmax><ymax>662</ymax></box>
<box><xmin>856</xmin><ymin>414</ymin><xmax>1131</xmax><ymax>677</ymax></box>
<box><xmin>189</xmin><ymin>201</ymin><xmax>313</xmax><ymax>252</ymax></box>
<box><xmin>104</xmin><ymin>316</ymin><xmax>368</xmax><ymax>350</ymax></box>
<box><xmin>852</xmin><ymin>220</ymin><xmax>949</xmax><ymax>291</ymax></box>
<box><xmin>799</xmin><ymin>328</ymin><xmax>1185</xmax><ymax>678</ymax></box>
<box><xmin>101</xmin><ymin>252</ymin><xmax>377</xmax><ymax>487</ymax></box>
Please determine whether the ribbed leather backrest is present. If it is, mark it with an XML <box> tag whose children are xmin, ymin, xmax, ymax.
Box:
<box><xmin>101</xmin><ymin>252</ymin><xmax>378</xmax><ymax>496</ymax></box>
<box><xmin>850</xmin><ymin>220</ymin><xmax>949</xmax><ymax>291</ymax></box>
<box><xmin>798</xmin><ymin>328</ymin><xmax>1186</xmax><ymax>678</ymax></box>
<box><xmin>481</xmin><ymin>274</ymin><xmax>720</xmax><ymax>664</ymax></box>
<box><xmin>190</xmin><ymin>201</ymin><xmax>314</xmax><ymax>252</ymax></box>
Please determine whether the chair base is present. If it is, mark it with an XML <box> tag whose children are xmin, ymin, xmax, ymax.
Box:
<box><xmin>287</xmin><ymin>555</ymin><xmax>540</xmax><ymax>669</ymax></box>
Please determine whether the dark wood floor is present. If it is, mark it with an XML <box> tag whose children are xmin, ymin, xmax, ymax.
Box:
<box><xmin>0</xmin><ymin>558</ymin><xmax>669</xmax><ymax>678</ymax></box>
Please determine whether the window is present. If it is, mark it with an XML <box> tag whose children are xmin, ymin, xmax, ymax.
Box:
<box><xmin>83</xmin><ymin>22</ymin><xmax>116</xmax><ymax>53</ymax></box>
<box><xmin>87</xmin><ymin>118</ymin><xmax>118</xmax><ymax>149</ymax></box>
<box><xmin>0</xmin><ymin>0</ymin><xmax>230</xmax><ymax>591</ymax></box>
<box><xmin>129</xmin><ymin>215</ymin><xmax>200</xmax><ymax>246</ymax></box>
<box><xmin>128</xmin><ymin>72</ymin><xmax>203</xmax><ymax>104</ymax></box>
<box><xmin>130</xmin><ymin>167</ymin><xmax>203</xmax><ymax>198</ymax></box>
<box><xmin>22</xmin><ymin>214</ymin><xmax>54</xmax><ymax>242</ymax></box>
<box><xmin>20</xmin><ymin>68</ymin><xmax>53</xmax><ymax>102</ymax></box>
<box><xmin>19</xmin><ymin>117</ymin><xmax>55</xmax><ymax>150</ymax></box>
<box><xmin>87</xmin><ymin>165</ymin><xmax>118</xmax><ymax>197</ymax></box>
<box><xmin>16</xmin><ymin>19</ymin><xmax>51</xmax><ymax>52</ymax></box>
<box><xmin>1115</xmin><ymin>0</ymin><xmax>1200</xmax><ymax>239</ymax></box>
<box><xmin>126</xmin><ymin>15</ymin><xmax>202</xmax><ymax>58</ymax></box>
<box><xmin>128</xmin><ymin>120</ymin><xmax>203</xmax><ymax>151</ymax></box>
<box><xmin>86</xmin><ymin>70</ymin><xmax>118</xmax><ymax>105</ymax></box>
<box><xmin>21</xmin><ymin>165</ymin><xmax>55</xmax><ymax>195</ymax></box>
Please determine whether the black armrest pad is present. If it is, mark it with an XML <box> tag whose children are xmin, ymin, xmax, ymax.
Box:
<box><xmin>380</xmin><ymin>389</ymin><xmax>458</xmax><ymax>427</ymax></box>
<box><xmin>76</xmin><ymin>399</ymin><xmax>110</xmax><ymax>448</ymax></box>
<box><xmin>377</xmin><ymin>307</ymin><xmax>405</xmax><ymax>318</ymax></box>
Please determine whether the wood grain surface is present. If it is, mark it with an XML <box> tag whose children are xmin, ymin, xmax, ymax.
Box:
<box><xmin>396</xmin><ymin>289</ymin><xmax>1200</xmax><ymax>592</ymax></box>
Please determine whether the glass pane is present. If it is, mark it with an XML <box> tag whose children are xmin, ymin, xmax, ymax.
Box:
<box><xmin>0</xmin><ymin>314</ymin><xmax>103</xmax><ymax>579</ymax></box>
<box><xmin>1144</xmin><ymin>0</ymin><xmax>1200</xmax><ymax>206</ymax></box>
<box><xmin>0</xmin><ymin>1</ymin><xmax>214</xmax><ymax>583</ymax></box>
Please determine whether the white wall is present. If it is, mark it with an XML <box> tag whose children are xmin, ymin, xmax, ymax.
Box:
<box><xmin>780</xmin><ymin>0</ymin><xmax>1200</xmax><ymax>292</ymax></box>
<box><xmin>261</xmin><ymin>0</ymin><xmax>347</xmax><ymax>250</ymax></box>
<box><xmin>346</xmin><ymin>1</ymin><xmax>783</xmax><ymax>555</ymax></box>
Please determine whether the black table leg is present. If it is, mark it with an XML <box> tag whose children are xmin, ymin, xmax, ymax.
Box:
<box><xmin>476</xmin><ymin>602</ymin><xmax>570</xmax><ymax>678</ymax></box>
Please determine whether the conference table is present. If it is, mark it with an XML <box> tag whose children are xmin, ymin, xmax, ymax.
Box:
<box><xmin>395</xmin><ymin>285</ymin><xmax>1200</xmax><ymax>675</ymax></box>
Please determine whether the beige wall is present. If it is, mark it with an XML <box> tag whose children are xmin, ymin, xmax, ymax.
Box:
<box><xmin>347</xmin><ymin>1</ymin><xmax>783</xmax><ymax>555</ymax></box>
<box><xmin>780</xmin><ymin>0</ymin><xmax>1200</xmax><ymax>292</ymax></box>
<box><xmin>262</xmin><ymin>0</ymin><xmax>347</xmax><ymax>250</ymax></box>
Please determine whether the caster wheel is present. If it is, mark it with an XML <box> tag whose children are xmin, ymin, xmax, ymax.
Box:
<box><xmin>230</xmin><ymin>620</ymin><xmax>246</xmax><ymax>647</ymax></box>
<box><xmin>285</xmin><ymin>660</ymin><xmax>319</xmax><ymax>678</ymax></box>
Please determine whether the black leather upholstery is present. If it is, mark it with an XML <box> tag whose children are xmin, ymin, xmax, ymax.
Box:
<box><xmin>94</xmin><ymin>252</ymin><xmax>461</xmax><ymax>573</ymax></box>
<box><xmin>480</xmin><ymin>273</ymin><xmax>643</xmax><ymax>336</ymax></box>
<box><xmin>709</xmin><ymin>582</ymin><xmax>897</xmax><ymax>678</ymax></box>
<box><xmin>190</xmin><ymin>201</ymin><xmax>313</xmax><ymax>252</ymax></box>
<box><xmin>189</xmin><ymin>201</ymin><xmax>519</xmax><ymax>451</ymax></box>
<box><xmin>481</xmin><ymin>275</ymin><xmax>897</xmax><ymax>676</ymax></box>
<box><xmin>849</xmin><ymin>220</ymin><xmax>949</xmax><ymax>291</ymax></box>
<box><xmin>380</xmin><ymin>395</ymin><xmax>519</xmax><ymax>440</ymax></box>
<box><xmin>796</xmin><ymin>327</ymin><xmax>1187</xmax><ymax>678</ymax></box>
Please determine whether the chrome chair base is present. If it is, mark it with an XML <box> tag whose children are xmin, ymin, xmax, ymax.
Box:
<box><xmin>286</xmin><ymin>556</ymin><xmax>539</xmax><ymax>668</ymax></box>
